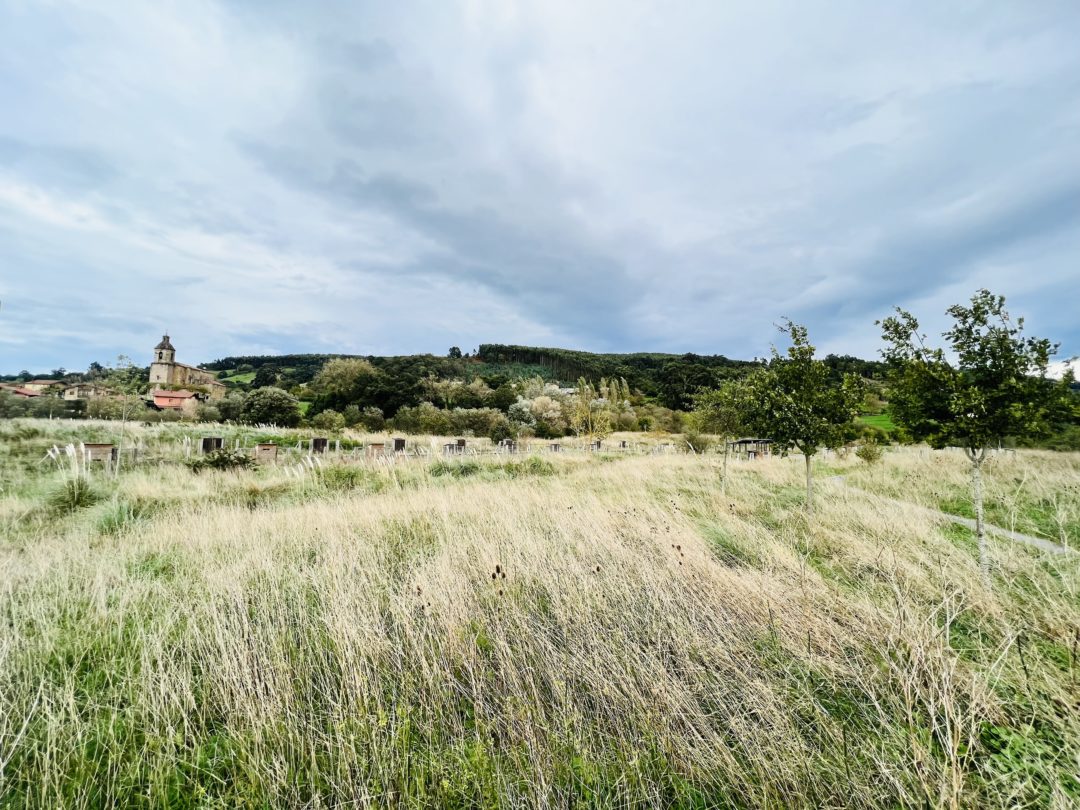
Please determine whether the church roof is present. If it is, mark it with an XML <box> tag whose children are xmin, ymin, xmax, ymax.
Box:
<box><xmin>154</xmin><ymin>334</ymin><xmax>175</xmax><ymax>351</ymax></box>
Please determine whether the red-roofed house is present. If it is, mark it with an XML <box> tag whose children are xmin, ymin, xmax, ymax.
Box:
<box><xmin>151</xmin><ymin>389</ymin><xmax>199</xmax><ymax>412</ymax></box>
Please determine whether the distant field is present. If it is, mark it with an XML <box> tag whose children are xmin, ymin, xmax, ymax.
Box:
<box><xmin>858</xmin><ymin>409</ymin><xmax>897</xmax><ymax>432</ymax></box>
<box><xmin>0</xmin><ymin>419</ymin><xmax>1077</xmax><ymax>808</ymax></box>
<box><xmin>219</xmin><ymin>370</ymin><xmax>255</xmax><ymax>384</ymax></box>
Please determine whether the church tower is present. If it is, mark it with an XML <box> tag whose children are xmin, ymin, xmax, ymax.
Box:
<box><xmin>149</xmin><ymin>335</ymin><xmax>176</xmax><ymax>386</ymax></box>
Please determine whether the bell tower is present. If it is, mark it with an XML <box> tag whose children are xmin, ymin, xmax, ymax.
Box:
<box><xmin>150</xmin><ymin>334</ymin><xmax>176</xmax><ymax>385</ymax></box>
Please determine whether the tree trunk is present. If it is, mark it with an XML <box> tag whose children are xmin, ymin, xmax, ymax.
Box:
<box><xmin>804</xmin><ymin>451</ymin><xmax>814</xmax><ymax>513</ymax></box>
<box><xmin>970</xmin><ymin>448</ymin><xmax>989</xmax><ymax>582</ymax></box>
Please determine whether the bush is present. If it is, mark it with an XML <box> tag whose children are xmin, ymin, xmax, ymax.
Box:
<box><xmin>683</xmin><ymin>430</ymin><xmax>713</xmax><ymax>454</ymax></box>
<box><xmin>187</xmin><ymin>448</ymin><xmax>255</xmax><ymax>473</ymax></box>
<box><xmin>312</xmin><ymin>409</ymin><xmax>346</xmax><ymax>432</ymax></box>
<box><xmin>195</xmin><ymin>404</ymin><xmax>222</xmax><ymax>422</ymax></box>
<box><xmin>342</xmin><ymin>405</ymin><xmax>362</xmax><ymax>428</ymax></box>
<box><xmin>857</xmin><ymin>424</ymin><xmax>890</xmax><ymax>444</ymax></box>
<box><xmin>855</xmin><ymin>442</ymin><xmax>884</xmax><ymax>465</ymax></box>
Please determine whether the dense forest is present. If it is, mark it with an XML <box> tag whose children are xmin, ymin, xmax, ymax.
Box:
<box><xmin>200</xmin><ymin>345</ymin><xmax>888</xmax><ymax>411</ymax></box>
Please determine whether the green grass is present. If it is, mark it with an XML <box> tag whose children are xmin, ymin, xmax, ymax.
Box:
<box><xmin>220</xmin><ymin>371</ymin><xmax>255</xmax><ymax>384</ymax></box>
<box><xmin>2</xmin><ymin>422</ymin><xmax>1079</xmax><ymax>808</ymax></box>
<box><xmin>857</xmin><ymin>410</ymin><xmax>897</xmax><ymax>432</ymax></box>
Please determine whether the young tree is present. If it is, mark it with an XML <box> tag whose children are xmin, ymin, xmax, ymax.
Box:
<box><xmin>692</xmin><ymin>382</ymin><xmax>746</xmax><ymax>492</ymax></box>
<box><xmin>879</xmin><ymin>289</ymin><xmax>1073</xmax><ymax>580</ymax></box>
<box><xmin>741</xmin><ymin>321</ymin><xmax>865</xmax><ymax>512</ymax></box>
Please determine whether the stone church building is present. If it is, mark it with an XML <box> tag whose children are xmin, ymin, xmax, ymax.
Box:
<box><xmin>149</xmin><ymin>335</ymin><xmax>226</xmax><ymax>400</ymax></box>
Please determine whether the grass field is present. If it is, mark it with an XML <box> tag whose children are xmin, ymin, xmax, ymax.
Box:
<box><xmin>219</xmin><ymin>371</ymin><xmax>256</xmax><ymax>384</ymax></box>
<box><xmin>857</xmin><ymin>409</ymin><xmax>897</xmax><ymax>433</ymax></box>
<box><xmin>0</xmin><ymin>420</ymin><xmax>1077</xmax><ymax>808</ymax></box>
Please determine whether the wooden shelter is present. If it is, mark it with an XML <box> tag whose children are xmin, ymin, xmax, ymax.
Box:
<box><xmin>727</xmin><ymin>438</ymin><xmax>772</xmax><ymax>460</ymax></box>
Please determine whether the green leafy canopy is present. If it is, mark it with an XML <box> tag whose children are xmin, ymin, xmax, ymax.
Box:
<box><xmin>879</xmin><ymin>289</ymin><xmax>1072</xmax><ymax>451</ymax></box>
<box><xmin>739</xmin><ymin>321</ymin><xmax>865</xmax><ymax>456</ymax></box>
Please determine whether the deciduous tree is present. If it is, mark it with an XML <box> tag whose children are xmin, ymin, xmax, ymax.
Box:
<box><xmin>692</xmin><ymin>382</ymin><xmax>746</xmax><ymax>492</ymax></box>
<box><xmin>879</xmin><ymin>289</ymin><xmax>1073</xmax><ymax>580</ymax></box>
<box><xmin>241</xmin><ymin>387</ymin><xmax>301</xmax><ymax>427</ymax></box>
<box><xmin>741</xmin><ymin>322</ymin><xmax>864</xmax><ymax>512</ymax></box>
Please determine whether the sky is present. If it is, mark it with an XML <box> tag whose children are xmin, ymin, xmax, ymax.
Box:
<box><xmin>1</xmin><ymin>0</ymin><xmax>1078</xmax><ymax>373</ymax></box>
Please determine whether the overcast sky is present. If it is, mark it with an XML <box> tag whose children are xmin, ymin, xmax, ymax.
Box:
<box><xmin>1</xmin><ymin>1</ymin><xmax>1078</xmax><ymax>373</ymax></box>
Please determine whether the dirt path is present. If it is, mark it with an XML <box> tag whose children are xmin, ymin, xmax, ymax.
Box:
<box><xmin>825</xmin><ymin>475</ymin><xmax>1074</xmax><ymax>555</ymax></box>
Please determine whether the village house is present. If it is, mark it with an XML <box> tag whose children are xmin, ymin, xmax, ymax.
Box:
<box><xmin>63</xmin><ymin>383</ymin><xmax>116</xmax><ymax>401</ymax></box>
<box><xmin>21</xmin><ymin>379</ymin><xmax>64</xmax><ymax>392</ymax></box>
<box><xmin>151</xmin><ymin>389</ymin><xmax>199</xmax><ymax>414</ymax></box>
<box><xmin>0</xmin><ymin>383</ymin><xmax>42</xmax><ymax>398</ymax></box>
<box><xmin>149</xmin><ymin>335</ymin><xmax>226</xmax><ymax>400</ymax></box>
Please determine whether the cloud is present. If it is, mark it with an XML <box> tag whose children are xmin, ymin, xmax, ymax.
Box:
<box><xmin>1</xmin><ymin>0</ymin><xmax>1078</xmax><ymax>372</ymax></box>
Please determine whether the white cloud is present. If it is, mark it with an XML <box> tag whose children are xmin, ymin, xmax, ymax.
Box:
<box><xmin>1</xmin><ymin>0</ymin><xmax>1078</xmax><ymax>371</ymax></box>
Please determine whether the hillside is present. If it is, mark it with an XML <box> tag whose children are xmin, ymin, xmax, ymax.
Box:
<box><xmin>203</xmin><ymin>345</ymin><xmax>885</xmax><ymax>411</ymax></box>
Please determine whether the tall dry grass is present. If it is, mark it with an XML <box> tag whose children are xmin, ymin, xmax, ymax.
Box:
<box><xmin>0</xmin><ymin>421</ymin><xmax>1077</xmax><ymax>807</ymax></box>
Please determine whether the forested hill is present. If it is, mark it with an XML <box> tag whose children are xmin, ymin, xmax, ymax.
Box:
<box><xmin>204</xmin><ymin>345</ymin><xmax>886</xmax><ymax>411</ymax></box>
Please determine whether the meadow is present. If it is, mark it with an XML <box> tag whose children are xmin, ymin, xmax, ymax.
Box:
<box><xmin>0</xmin><ymin>419</ymin><xmax>1077</xmax><ymax>808</ymax></box>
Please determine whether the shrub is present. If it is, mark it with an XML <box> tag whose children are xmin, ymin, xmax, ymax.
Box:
<box><xmin>312</xmin><ymin>409</ymin><xmax>346</xmax><ymax>432</ymax></box>
<box><xmin>360</xmin><ymin>406</ymin><xmax>386</xmax><ymax>431</ymax></box>
<box><xmin>342</xmin><ymin>405</ymin><xmax>363</xmax><ymax>427</ymax></box>
<box><xmin>195</xmin><ymin>404</ymin><xmax>222</xmax><ymax>422</ymax></box>
<box><xmin>683</xmin><ymin>430</ymin><xmax>713</xmax><ymax>454</ymax></box>
<box><xmin>855</xmin><ymin>442</ymin><xmax>884</xmax><ymax>465</ymax></box>
<box><xmin>187</xmin><ymin>448</ymin><xmax>255</xmax><ymax>473</ymax></box>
